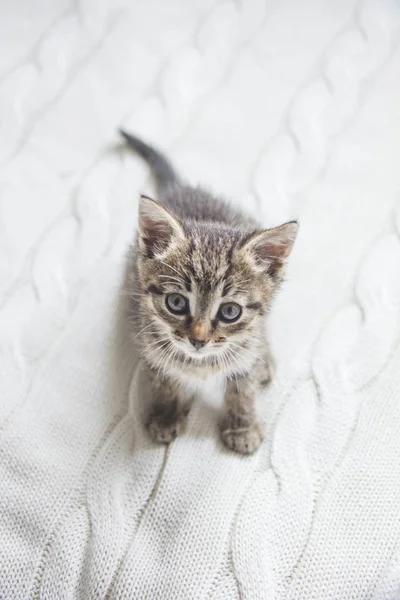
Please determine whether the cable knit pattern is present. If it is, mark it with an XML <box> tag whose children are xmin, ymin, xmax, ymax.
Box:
<box><xmin>1</xmin><ymin>0</ymin><xmax>400</xmax><ymax>598</ymax></box>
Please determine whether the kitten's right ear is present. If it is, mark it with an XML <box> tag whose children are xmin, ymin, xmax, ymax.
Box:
<box><xmin>240</xmin><ymin>221</ymin><xmax>298</xmax><ymax>277</ymax></box>
<box><xmin>138</xmin><ymin>195</ymin><xmax>185</xmax><ymax>258</ymax></box>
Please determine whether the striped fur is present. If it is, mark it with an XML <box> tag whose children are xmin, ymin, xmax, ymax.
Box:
<box><xmin>123</xmin><ymin>131</ymin><xmax>297</xmax><ymax>453</ymax></box>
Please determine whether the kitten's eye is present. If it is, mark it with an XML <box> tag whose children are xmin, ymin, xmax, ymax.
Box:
<box><xmin>165</xmin><ymin>293</ymin><xmax>188</xmax><ymax>315</ymax></box>
<box><xmin>218</xmin><ymin>302</ymin><xmax>242</xmax><ymax>323</ymax></box>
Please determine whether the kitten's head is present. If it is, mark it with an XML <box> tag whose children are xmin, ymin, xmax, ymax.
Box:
<box><xmin>136</xmin><ymin>196</ymin><xmax>297</xmax><ymax>379</ymax></box>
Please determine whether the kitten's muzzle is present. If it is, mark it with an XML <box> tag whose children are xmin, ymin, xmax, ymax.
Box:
<box><xmin>189</xmin><ymin>338</ymin><xmax>208</xmax><ymax>351</ymax></box>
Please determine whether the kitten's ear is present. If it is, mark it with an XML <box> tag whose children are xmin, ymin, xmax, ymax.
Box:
<box><xmin>242</xmin><ymin>221</ymin><xmax>298</xmax><ymax>277</ymax></box>
<box><xmin>138</xmin><ymin>195</ymin><xmax>185</xmax><ymax>258</ymax></box>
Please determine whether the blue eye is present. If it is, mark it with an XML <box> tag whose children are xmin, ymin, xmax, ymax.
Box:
<box><xmin>218</xmin><ymin>302</ymin><xmax>242</xmax><ymax>322</ymax></box>
<box><xmin>166</xmin><ymin>293</ymin><xmax>188</xmax><ymax>315</ymax></box>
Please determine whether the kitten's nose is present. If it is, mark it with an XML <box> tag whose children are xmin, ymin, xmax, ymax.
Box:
<box><xmin>189</xmin><ymin>338</ymin><xmax>207</xmax><ymax>350</ymax></box>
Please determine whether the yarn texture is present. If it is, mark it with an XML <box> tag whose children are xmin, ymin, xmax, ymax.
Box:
<box><xmin>1</xmin><ymin>0</ymin><xmax>400</xmax><ymax>597</ymax></box>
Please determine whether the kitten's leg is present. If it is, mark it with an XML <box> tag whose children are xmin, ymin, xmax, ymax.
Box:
<box><xmin>145</xmin><ymin>367</ymin><xmax>189</xmax><ymax>443</ymax></box>
<box><xmin>220</xmin><ymin>375</ymin><xmax>263</xmax><ymax>455</ymax></box>
<box><xmin>220</xmin><ymin>348</ymin><xmax>274</xmax><ymax>455</ymax></box>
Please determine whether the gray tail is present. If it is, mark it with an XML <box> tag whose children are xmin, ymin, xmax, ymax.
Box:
<box><xmin>119</xmin><ymin>129</ymin><xmax>178</xmax><ymax>191</ymax></box>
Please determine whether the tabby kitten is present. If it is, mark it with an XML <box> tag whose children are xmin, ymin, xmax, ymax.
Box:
<box><xmin>121</xmin><ymin>130</ymin><xmax>297</xmax><ymax>454</ymax></box>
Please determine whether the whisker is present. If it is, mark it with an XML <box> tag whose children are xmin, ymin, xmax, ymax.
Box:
<box><xmin>141</xmin><ymin>336</ymin><xmax>170</xmax><ymax>353</ymax></box>
<box><xmin>183</xmin><ymin>348</ymin><xmax>190</xmax><ymax>371</ymax></box>
<box><xmin>132</xmin><ymin>332</ymin><xmax>160</xmax><ymax>346</ymax></box>
<box><xmin>146</xmin><ymin>341</ymin><xmax>171</xmax><ymax>373</ymax></box>
<box><xmin>158</xmin><ymin>260</ymin><xmax>184</xmax><ymax>278</ymax></box>
<box><xmin>232</xmin><ymin>279</ymin><xmax>251</xmax><ymax>287</ymax></box>
<box><xmin>223</xmin><ymin>346</ymin><xmax>239</xmax><ymax>373</ymax></box>
<box><xmin>225</xmin><ymin>348</ymin><xmax>239</xmax><ymax>391</ymax></box>
<box><xmin>158</xmin><ymin>275</ymin><xmax>185</xmax><ymax>284</ymax></box>
<box><xmin>132</xmin><ymin>322</ymin><xmax>157</xmax><ymax>340</ymax></box>
<box><xmin>221</xmin><ymin>346</ymin><xmax>236</xmax><ymax>377</ymax></box>
<box><xmin>224</xmin><ymin>351</ymin><xmax>235</xmax><ymax>379</ymax></box>
<box><xmin>157</xmin><ymin>281</ymin><xmax>184</xmax><ymax>289</ymax></box>
<box><xmin>157</xmin><ymin>342</ymin><xmax>174</xmax><ymax>378</ymax></box>
<box><xmin>229</xmin><ymin>342</ymin><xmax>266</xmax><ymax>364</ymax></box>
<box><xmin>216</xmin><ymin>351</ymin><xmax>224</xmax><ymax>375</ymax></box>
<box><xmin>142</xmin><ymin>339</ymin><xmax>170</xmax><ymax>358</ymax></box>
<box><xmin>225</xmin><ymin>346</ymin><xmax>252</xmax><ymax>377</ymax></box>
<box><xmin>164</xmin><ymin>345</ymin><xmax>179</xmax><ymax>378</ymax></box>
<box><xmin>216</xmin><ymin>349</ymin><xmax>225</xmax><ymax>374</ymax></box>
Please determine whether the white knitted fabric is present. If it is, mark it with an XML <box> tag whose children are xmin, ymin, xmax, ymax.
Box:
<box><xmin>1</xmin><ymin>0</ymin><xmax>400</xmax><ymax>598</ymax></box>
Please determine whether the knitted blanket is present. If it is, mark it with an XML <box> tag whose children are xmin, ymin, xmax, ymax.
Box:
<box><xmin>1</xmin><ymin>0</ymin><xmax>400</xmax><ymax>598</ymax></box>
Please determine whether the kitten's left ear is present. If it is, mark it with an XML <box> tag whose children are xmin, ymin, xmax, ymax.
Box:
<box><xmin>138</xmin><ymin>195</ymin><xmax>186</xmax><ymax>258</ymax></box>
<box><xmin>241</xmin><ymin>221</ymin><xmax>298</xmax><ymax>277</ymax></box>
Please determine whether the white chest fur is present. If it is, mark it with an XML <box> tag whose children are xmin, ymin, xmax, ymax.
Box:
<box><xmin>177</xmin><ymin>372</ymin><xmax>226</xmax><ymax>406</ymax></box>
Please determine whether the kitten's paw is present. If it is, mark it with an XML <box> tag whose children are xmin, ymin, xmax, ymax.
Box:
<box><xmin>220</xmin><ymin>420</ymin><xmax>264</xmax><ymax>455</ymax></box>
<box><xmin>146</xmin><ymin>402</ymin><xmax>188</xmax><ymax>444</ymax></box>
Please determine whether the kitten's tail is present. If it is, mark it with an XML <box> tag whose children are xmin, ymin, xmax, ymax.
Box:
<box><xmin>119</xmin><ymin>129</ymin><xmax>178</xmax><ymax>191</ymax></box>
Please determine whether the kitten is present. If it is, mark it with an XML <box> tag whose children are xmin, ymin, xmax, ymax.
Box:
<box><xmin>121</xmin><ymin>129</ymin><xmax>297</xmax><ymax>454</ymax></box>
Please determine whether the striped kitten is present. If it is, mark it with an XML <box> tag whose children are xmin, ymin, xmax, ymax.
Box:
<box><xmin>121</xmin><ymin>130</ymin><xmax>297</xmax><ymax>454</ymax></box>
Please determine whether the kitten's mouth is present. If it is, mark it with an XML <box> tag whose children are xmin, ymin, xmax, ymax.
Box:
<box><xmin>172</xmin><ymin>338</ymin><xmax>221</xmax><ymax>360</ymax></box>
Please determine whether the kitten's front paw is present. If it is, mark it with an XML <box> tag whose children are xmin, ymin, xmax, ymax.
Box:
<box><xmin>220</xmin><ymin>419</ymin><xmax>264</xmax><ymax>455</ymax></box>
<box><xmin>146</xmin><ymin>401</ymin><xmax>188</xmax><ymax>444</ymax></box>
